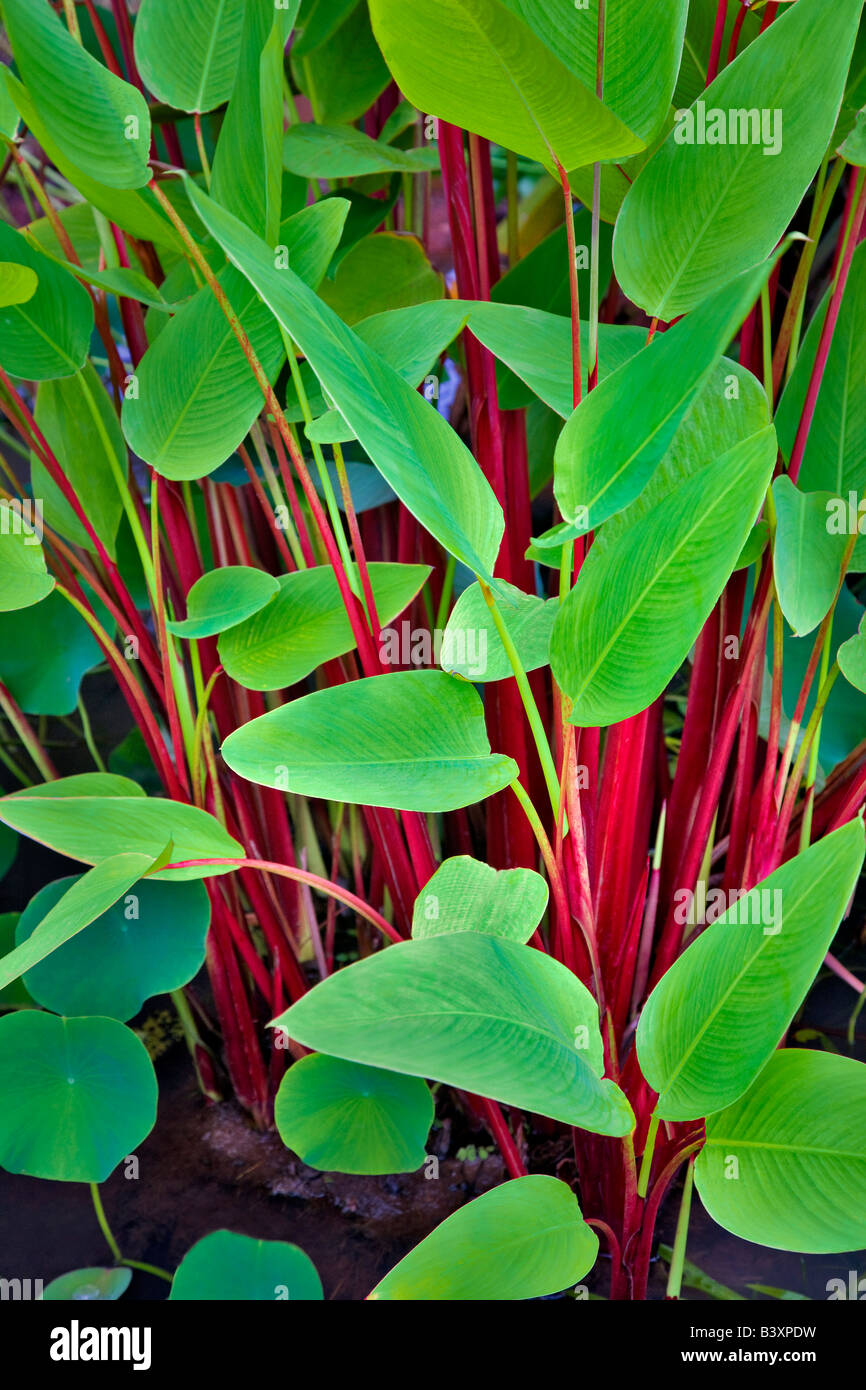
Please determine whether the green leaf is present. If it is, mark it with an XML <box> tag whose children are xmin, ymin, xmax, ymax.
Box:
<box><xmin>736</xmin><ymin>520</ymin><xmax>770</xmax><ymax>572</ymax></box>
<box><xmin>169</xmin><ymin>1230</ymin><xmax>323</xmax><ymax>1300</ymax></box>
<box><xmin>775</xmin><ymin>241</ymin><xmax>866</xmax><ymax>495</ymax></box>
<box><xmin>31</xmin><ymin>362</ymin><xmax>127</xmax><ymax>559</ymax></box>
<box><xmin>42</xmin><ymin>1268</ymin><xmax>133</xmax><ymax>1302</ymax></box>
<box><xmin>122</xmin><ymin>199</ymin><xmax>348</xmax><ymax>480</ymax></box>
<box><xmin>0</xmin><ymin>263</ymin><xmax>37</xmax><ymax>307</ymax></box>
<box><xmin>273</xmin><ymin>933</ymin><xmax>634</xmax><ymax>1134</ymax></box>
<box><xmin>554</xmin><ymin>261</ymin><xmax>776</xmax><ymax>531</ymax></box>
<box><xmin>441</xmin><ymin>580</ymin><xmax>557</xmax><ymax>683</ymax></box>
<box><xmin>294</xmin><ymin>0</ymin><xmax>361</xmax><ymax>58</ymax></box>
<box><xmin>210</xmin><ymin>4</ymin><xmax>295</xmax><ymax>240</ymax></box>
<box><xmin>283</xmin><ymin>122</ymin><xmax>439</xmax><ymax>178</ymax></box>
<box><xmin>291</xmin><ymin>2</ymin><xmax>389</xmax><ymax>125</ymax></box>
<box><xmin>318</xmin><ymin>232</ymin><xmax>443</xmax><ymax>325</ymax></box>
<box><xmin>0</xmin><ymin>1012</ymin><xmax>157</xmax><ymax>1182</ymax></box>
<box><xmin>222</xmin><ymin>670</ymin><xmax>519</xmax><ymax>812</ymax></box>
<box><xmin>837</xmin><ymin>618</ymin><xmax>866</xmax><ymax>692</ymax></box>
<box><xmin>370</xmin><ymin>1176</ymin><xmax>597</xmax><ymax>1300</ymax></box>
<box><xmin>552</xmin><ymin>427</ymin><xmax>777</xmax><ymax>727</ymax></box>
<box><xmin>167</xmin><ymin>567</ymin><xmax>280</xmax><ymax>639</ymax></box>
<box><xmin>368</xmin><ymin>0</ymin><xmax>643</xmax><ymax>170</ymax></box>
<box><xmin>412</xmin><ymin>855</ymin><xmax>548</xmax><ymax>944</ymax></box>
<box><xmin>0</xmin><ymin>589</ymin><xmax>105</xmax><ymax>716</ymax></box>
<box><xmin>274</xmin><ymin>1054</ymin><xmax>433</xmax><ymax>1175</ymax></box>
<box><xmin>772</xmin><ymin>477</ymin><xmax>849</xmax><ymax>636</ymax></box>
<box><xmin>16</xmin><ymin>875</ymin><xmax>210</xmax><ymax>1021</ymax></box>
<box><xmin>218</xmin><ymin>562</ymin><xmax>430</xmax><ymax>690</ymax></box>
<box><xmin>186</xmin><ymin>182</ymin><xmax>504</xmax><ymax>579</ymax></box>
<box><xmin>0</xmin><ymin>851</ymin><xmax>159</xmax><ymax>994</ymax></box>
<box><xmin>0</xmin><ymin>774</ymin><xmax>244</xmax><ymax>882</ymax></box>
<box><xmin>0</xmin><ymin>221</ymin><xmax>93</xmax><ymax>380</ymax></box>
<box><xmin>0</xmin><ymin>914</ymin><xmax>31</xmax><ymax>1008</ymax></box>
<box><xmin>1</xmin><ymin>0</ymin><xmax>151</xmax><ymax>189</ymax></box>
<box><xmin>0</xmin><ymin>501</ymin><xmax>54</xmax><ymax>611</ymax></box>
<box><xmin>696</xmin><ymin>1050</ymin><xmax>866</xmax><ymax>1253</ymax></box>
<box><xmin>839</xmin><ymin>107</ymin><xmax>866</xmax><ymax>165</ymax></box>
<box><xmin>636</xmin><ymin>821</ymin><xmax>865</xmax><ymax>1121</ymax></box>
<box><xmin>134</xmin><ymin>0</ymin><xmax>245</xmax><ymax>113</ymax></box>
<box><xmin>613</xmin><ymin>0</ymin><xmax>864</xmax><ymax>318</ymax></box>
<box><xmin>501</xmin><ymin>0</ymin><xmax>687</xmax><ymax>147</ymax></box>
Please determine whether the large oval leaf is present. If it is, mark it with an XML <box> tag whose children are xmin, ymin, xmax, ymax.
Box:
<box><xmin>0</xmin><ymin>1012</ymin><xmax>157</xmax><ymax>1182</ymax></box>
<box><xmin>696</xmin><ymin>1050</ymin><xmax>866</xmax><ymax>1254</ymax></box>
<box><xmin>275</xmin><ymin>1054</ymin><xmax>433</xmax><ymax>1175</ymax></box>
<box><xmin>273</xmin><ymin>933</ymin><xmax>634</xmax><ymax>1134</ymax></box>
<box><xmin>369</xmin><ymin>1176</ymin><xmax>598</xmax><ymax>1300</ymax></box>
<box><xmin>368</xmin><ymin>0</ymin><xmax>642</xmax><ymax>170</ymax></box>
<box><xmin>636</xmin><ymin>821</ymin><xmax>866</xmax><ymax>1121</ymax></box>
<box><xmin>186</xmin><ymin>182</ymin><xmax>505</xmax><ymax>580</ymax></box>
<box><xmin>134</xmin><ymin>0</ymin><xmax>246</xmax><ymax>113</ymax></box>
<box><xmin>169</xmin><ymin>1230</ymin><xmax>323</xmax><ymax>1300</ymax></box>
<box><xmin>2</xmin><ymin>0</ymin><xmax>151</xmax><ymax>189</ymax></box>
<box><xmin>551</xmin><ymin>427</ymin><xmax>777</xmax><ymax>727</ymax></box>
<box><xmin>771</xmin><ymin>477</ymin><xmax>849</xmax><ymax>637</ymax></box>
<box><xmin>613</xmin><ymin>0</ymin><xmax>863</xmax><ymax>318</ymax></box>
<box><xmin>221</xmin><ymin>670</ymin><xmax>519</xmax><ymax>812</ymax></box>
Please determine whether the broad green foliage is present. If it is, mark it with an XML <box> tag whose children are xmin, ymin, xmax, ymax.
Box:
<box><xmin>273</xmin><ymin>933</ymin><xmax>634</xmax><ymax>1134</ymax></box>
<box><xmin>16</xmin><ymin>875</ymin><xmax>210</xmax><ymax>1020</ymax></box>
<box><xmin>218</xmin><ymin>563</ymin><xmax>429</xmax><ymax>690</ymax></box>
<box><xmin>0</xmin><ymin>221</ymin><xmax>93</xmax><ymax>380</ymax></box>
<box><xmin>133</xmin><ymin>0</ymin><xmax>246</xmax><ymax>113</ymax></box>
<box><xmin>772</xmin><ymin>478</ymin><xmax>849</xmax><ymax>636</ymax></box>
<box><xmin>0</xmin><ymin>775</ymin><xmax>243</xmax><ymax>881</ymax></box>
<box><xmin>275</xmin><ymin>1054</ymin><xmax>433</xmax><ymax>1174</ymax></box>
<box><xmin>318</xmin><ymin>233</ymin><xmax>443</xmax><ymax>324</ymax></box>
<box><xmin>0</xmin><ymin>589</ymin><xmax>106</xmax><ymax>716</ymax></box>
<box><xmin>369</xmin><ymin>1176</ymin><xmax>598</xmax><ymax>1300</ymax></box>
<box><xmin>283</xmin><ymin>123</ymin><xmax>439</xmax><ymax>178</ymax></box>
<box><xmin>0</xmin><ymin>1012</ymin><xmax>157</xmax><ymax>1182</ymax></box>
<box><xmin>187</xmin><ymin>182</ymin><xmax>504</xmax><ymax>579</ymax></box>
<box><xmin>441</xmin><ymin>580</ymin><xmax>557</xmax><ymax>683</ymax></box>
<box><xmin>552</xmin><ymin>427</ymin><xmax>777</xmax><ymax>727</ymax></box>
<box><xmin>696</xmin><ymin>1051</ymin><xmax>866</xmax><ymax>1253</ymax></box>
<box><xmin>369</xmin><ymin>0</ymin><xmax>643</xmax><ymax>170</ymax></box>
<box><xmin>614</xmin><ymin>0</ymin><xmax>863</xmax><ymax>318</ymax></box>
<box><xmin>167</xmin><ymin>567</ymin><xmax>280</xmax><ymax>639</ymax></box>
<box><xmin>292</xmin><ymin>1</ymin><xmax>389</xmax><ymax>124</ymax></box>
<box><xmin>222</xmin><ymin>671</ymin><xmax>518</xmax><ymax>811</ymax></box>
<box><xmin>42</xmin><ymin>1268</ymin><xmax>132</xmax><ymax>1301</ymax></box>
<box><xmin>1</xmin><ymin>0</ymin><xmax>151</xmax><ymax>189</ymax></box>
<box><xmin>0</xmin><ymin>502</ymin><xmax>54</xmax><ymax>611</ymax></box>
<box><xmin>411</xmin><ymin>856</ymin><xmax>548</xmax><ymax>943</ymax></box>
<box><xmin>170</xmin><ymin>1230</ymin><xmax>323</xmax><ymax>1300</ymax></box>
<box><xmin>637</xmin><ymin>822</ymin><xmax>865</xmax><ymax>1121</ymax></box>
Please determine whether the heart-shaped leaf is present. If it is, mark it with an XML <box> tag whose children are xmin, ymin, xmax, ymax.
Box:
<box><xmin>412</xmin><ymin>855</ymin><xmax>548</xmax><ymax>944</ymax></box>
<box><xmin>441</xmin><ymin>580</ymin><xmax>557</xmax><ymax>683</ymax></box>
<box><xmin>169</xmin><ymin>1230</ymin><xmax>323</xmax><ymax>1301</ymax></box>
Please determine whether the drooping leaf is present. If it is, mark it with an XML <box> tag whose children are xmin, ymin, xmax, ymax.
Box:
<box><xmin>16</xmin><ymin>875</ymin><xmax>210</xmax><ymax>1021</ymax></box>
<box><xmin>614</xmin><ymin>0</ymin><xmax>863</xmax><ymax>318</ymax></box>
<box><xmin>554</xmin><ymin>260</ymin><xmax>776</xmax><ymax>531</ymax></box>
<box><xmin>441</xmin><ymin>580</ymin><xmax>557</xmax><ymax>683</ymax></box>
<box><xmin>283</xmin><ymin>122</ymin><xmax>439</xmax><ymax>178</ymax></box>
<box><xmin>274</xmin><ymin>1054</ymin><xmax>433</xmax><ymax>1175</ymax></box>
<box><xmin>0</xmin><ymin>774</ymin><xmax>243</xmax><ymax>882</ymax></box>
<box><xmin>273</xmin><ymin>934</ymin><xmax>634</xmax><ymax>1134</ymax></box>
<box><xmin>696</xmin><ymin>1050</ymin><xmax>866</xmax><ymax>1253</ymax></box>
<box><xmin>218</xmin><ymin>563</ymin><xmax>430</xmax><ymax>690</ymax></box>
<box><xmin>1</xmin><ymin>0</ymin><xmax>151</xmax><ymax>189</ymax></box>
<box><xmin>368</xmin><ymin>0</ymin><xmax>643</xmax><ymax>170</ymax></box>
<box><xmin>370</xmin><ymin>1176</ymin><xmax>597</xmax><ymax>1300</ymax></box>
<box><xmin>0</xmin><ymin>502</ymin><xmax>54</xmax><ymax>611</ymax></box>
<box><xmin>411</xmin><ymin>856</ymin><xmax>548</xmax><ymax>944</ymax></box>
<box><xmin>551</xmin><ymin>427</ymin><xmax>777</xmax><ymax>727</ymax></box>
<box><xmin>134</xmin><ymin>0</ymin><xmax>246</xmax><ymax>113</ymax></box>
<box><xmin>636</xmin><ymin>821</ymin><xmax>866</xmax><ymax>1121</ymax></box>
<box><xmin>222</xmin><ymin>670</ymin><xmax>518</xmax><ymax>812</ymax></box>
<box><xmin>42</xmin><ymin>1268</ymin><xmax>132</xmax><ymax>1302</ymax></box>
<box><xmin>0</xmin><ymin>221</ymin><xmax>93</xmax><ymax>381</ymax></box>
<box><xmin>772</xmin><ymin>477</ymin><xmax>848</xmax><ymax>636</ymax></box>
<box><xmin>169</xmin><ymin>1230</ymin><xmax>323</xmax><ymax>1300</ymax></box>
<box><xmin>0</xmin><ymin>1012</ymin><xmax>157</xmax><ymax>1182</ymax></box>
<box><xmin>167</xmin><ymin>567</ymin><xmax>280</xmax><ymax>639</ymax></box>
<box><xmin>186</xmin><ymin>182</ymin><xmax>505</xmax><ymax>579</ymax></box>
<box><xmin>122</xmin><ymin>199</ymin><xmax>349</xmax><ymax>480</ymax></box>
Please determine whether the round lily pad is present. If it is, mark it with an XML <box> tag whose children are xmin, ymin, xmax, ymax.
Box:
<box><xmin>42</xmin><ymin>1267</ymin><xmax>132</xmax><ymax>1301</ymax></box>
<box><xmin>17</xmin><ymin>876</ymin><xmax>211</xmax><ymax>1020</ymax></box>
<box><xmin>275</xmin><ymin>1053</ymin><xmax>433</xmax><ymax>1174</ymax></box>
<box><xmin>0</xmin><ymin>1012</ymin><xmax>158</xmax><ymax>1182</ymax></box>
<box><xmin>169</xmin><ymin>1230</ymin><xmax>323</xmax><ymax>1301</ymax></box>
